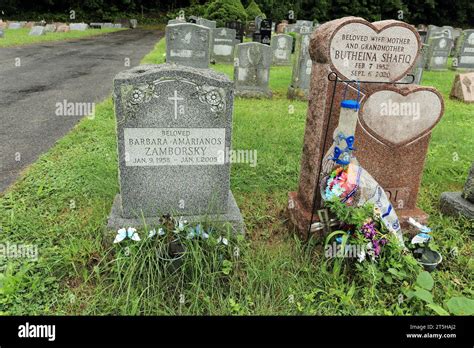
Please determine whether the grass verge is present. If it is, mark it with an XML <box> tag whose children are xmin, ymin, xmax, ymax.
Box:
<box><xmin>0</xmin><ymin>28</ymin><xmax>125</xmax><ymax>47</ymax></box>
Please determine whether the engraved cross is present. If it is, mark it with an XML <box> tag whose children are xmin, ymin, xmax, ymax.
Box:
<box><xmin>168</xmin><ymin>90</ymin><xmax>184</xmax><ymax>120</ymax></box>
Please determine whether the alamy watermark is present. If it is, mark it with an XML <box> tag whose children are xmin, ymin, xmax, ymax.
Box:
<box><xmin>0</xmin><ymin>242</ymin><xmax>38</xmax><ymax>261</ymax></box>
<box><xmin>55</xmin><ymin>99</ymin><xmax>95</xmax><ymax>118</ymax></box>
<box><xmin>380</xmin><ymin>99</ymin><xmax>420</xmax><ymax>120</ymax></box>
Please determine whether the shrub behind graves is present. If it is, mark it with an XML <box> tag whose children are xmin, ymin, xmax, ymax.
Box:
<box><xmin>204</xmin><ymin>0</ymin><xmax>248</xmax><ymax>27</ymax></box>
<box><xmin>246</xmin><ymin>0</ymin><xmax>266</xmax><ymax>19</ymax></box>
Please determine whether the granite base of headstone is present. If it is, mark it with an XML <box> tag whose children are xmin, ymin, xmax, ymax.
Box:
<box><xmin>450</xmin><ymin>72</ymin><xmax>474</xmax><ymax>103</ymax></box>
<box><xmin>440</xmin><ymin>162</ymin><xmax>474</xmax><ymax>220</ymax></box>
<box><xmin>107</xmin><ymin>64</ymin><xmax>244</xmax><ymax>232</ymax></box>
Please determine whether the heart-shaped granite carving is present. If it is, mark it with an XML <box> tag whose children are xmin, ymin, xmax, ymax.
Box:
<box><xmin>329</xmin><ymin>20</ymin><xmax>421</xmax><ymax>82</ymax></box>
<box><xmin>359</xmin><ymin>88</ymin><xmax>444</xmax><ymax>147</ymax></box>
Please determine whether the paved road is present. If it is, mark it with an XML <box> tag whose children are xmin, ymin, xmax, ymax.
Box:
<box><xmin>0</xmin><ymin>29</ymin><xmax>163</xmax><ymax>192</ymax></box>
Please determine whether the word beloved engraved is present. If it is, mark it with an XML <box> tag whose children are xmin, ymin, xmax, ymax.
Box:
<box><xmin>330</xmin><ymin>22</ymin><xmax>419</xmax><ymax>82</ymax></box>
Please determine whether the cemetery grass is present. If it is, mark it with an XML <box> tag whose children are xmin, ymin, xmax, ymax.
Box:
<box><xmin>0</xmin><ymin>28</ymin><xmax>125</xmax><ymax>47</ymax></box>
<box><xmin>0</xmin><ymin>39</ymin><xmax>472</xmax><ymax>315</ymax></box>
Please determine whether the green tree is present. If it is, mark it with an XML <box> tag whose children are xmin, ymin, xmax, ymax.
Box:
<box><xmin>246</xmin><ymin>0</ymin><xmax>265</xmax><ymax>19</ymax></box>
<box><xmin>204</xmin><ymin>0</ymin><xmax>247</xmax><ymax>26</ymax></box>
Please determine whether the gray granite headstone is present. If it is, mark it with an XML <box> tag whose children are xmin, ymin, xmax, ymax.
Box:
<box><xmin>108</xmin><ymin>64</ymin><xmax>244</xmax><ymax>231</ymax></box>
<box><xmin>166</xmin><ymin>23</ymin><xmax>211</xmax><ymax>69</ymax></box>
<box><xmin>8</xmin><ymin>22</ymin><xmax>21</xmax><ymax>29</ymax></box>
<box><xmin>0</xmin><ymin>29</ymin><xmax>4</xmax><ymax>38</ymax></box>
<box><xmin>211</xmin><ymin>27</ymin><xmax>237</xmax><ymax>64</ymax></box>
<box><xmin>113</xmin><ymin>23</ymin><xmax>122</xmax><ymax>28</ymax></box>
<box><xmin>234</xmin><ymin>42</ymin><xmax>272</xmax><ymax>98</ymax></box>
<box><xmin>196</xmin><ymin>18</ymin><xmax>216</xmax><ymax>29</ymax></box>
<box><xmin>294</xmin><ymin>20</ymin><xmax>313</xmax><ymax>34</ymax></box>
<box><xmin>425</xmin><ymin>37</ymin><xmax>452</xmax><ymax>70</ymax></box>
<box><xmin>29</xmin><ymin>26</ymin><xmax>46</xmax><ymax>36</ymax></box>
<box><xmin>440</xmin><ymin>162</ymin><xmax>474</xmax><ymax>220</ymax></box>
<box><xmin>44</xmin><ymin>24</ymin><xmax>56</xmax><ymax>33</ymax></box>
<box><xmin>288</xmin><ymin>33</ymin><xmax>312</xmax><ymax>100</ymax></box>
<box><xmin>454</xmin><ymin>30</ymin><xmax>474</xmax><ymax>70</ymax></box>
<box><xmin>271</xmin><ymin>34</ymin><xmax>293</xmax><ymax>66</ymax></box>
<box><xmin>168</xmin><ymin>19</ymin><xmax>186</xmax><ymax>25</ymax></box>
<box><xmin>427</xmin><ymin>25</ymin><xmax>451</xmax><ymax>41</ymax></box>
<box><xmin>400</xmin><ymin>43</ymin><xmax>428</xmax><ymax>84</ymax></box>
<box><xmin>130</xmin><ymin>19</ymin><xmax>138</xmax><ymax>29</ymax></box>
<box><xmin>103</xmin><ymin>23</ymin><xmax>114</xmax><ymax>28</ymax></box>
<box><xmin>70</xmin><ymin>23</ymin><xmax>88</xmax><ymax>31</ymax></box>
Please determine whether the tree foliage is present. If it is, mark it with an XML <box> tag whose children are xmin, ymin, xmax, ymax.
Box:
<box><xmin>204</xmin><ymin>0</ymin><xmax>247</xmax><ymax>27</ymax></box>
<box><xmin>245</xmin><ymin>0</ymin><xmax>265</xmax><ymax>20</ymax></box>
<box><xmin>1</xmin><ymin>0</ymin><xmax>473</xmax><ymax>27</ymax></box>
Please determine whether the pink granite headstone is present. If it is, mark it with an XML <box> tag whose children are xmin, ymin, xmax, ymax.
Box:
<box><xmin>288</xmin><ymin>17</ymin><xmax>444</xmax><ymax>238</ymax></box>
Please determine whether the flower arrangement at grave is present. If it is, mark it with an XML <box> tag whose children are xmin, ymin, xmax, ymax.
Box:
<box><xmin>320</xmin><ymin>93</ymin><xmax>404</xmax><ymax>261</ymax></box>
<box><xmin>113</xmin><ymin>214</ymin><xmax>232</xmax><ymax>262</ymax></box>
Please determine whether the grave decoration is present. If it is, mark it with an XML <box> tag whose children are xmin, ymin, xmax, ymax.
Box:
<box><xmin>319</xmin><ymin>86</ymin><xmax>404</xmax><ymax>246</ymax></box>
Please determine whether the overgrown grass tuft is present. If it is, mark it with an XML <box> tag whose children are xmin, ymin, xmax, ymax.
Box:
<box><xmin>0</xmin><ymin>38</ymin><xmax>472</xmax><ymax>315</ymax></box>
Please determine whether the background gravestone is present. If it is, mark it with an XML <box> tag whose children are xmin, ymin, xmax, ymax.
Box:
<box><xmin>109</xmin><ymin>64</ymin><xmax>244</xmax><ymax>231</ymax></box>
<box><xmin>44</xmin><ymin>24</ymin><xmax>56</xmax><ymax>33</ymax></box>
<box><xmin>260</xmin><ymin>19</ymin><xmax>272</xmax><ymax>45</ymax></box>
<box><xmin>450</xmin><ymin>72</ymin><xmax>474</xmax><ymax>103</ymax></box>
<box><xmin>440</xmin><ymin>162</ymin><xmax>474</xmax><ymax>220</ymax></box>
<box><xmin>196</xmin><ymin>18</ymin><xmax>216</xmax><ymax>29</ymax></box>
<box><xmin>8</xmin><ymin>22</ymin><xmax>21</xmax><ymax>29</ymax></box>
<box><xmin>234</xmin><ymin>42</ymin><xmax>272</xmax><ymax>98</ymax></box>
<box><xmin>400</xmin><ymin>43</ymin><xmax>428</xmax><ymax>85</ymax></box>
<box><xmin>166</xmin><ymin>23</ymin><xmax>211</xmax><ymax>69</ymax></box>
<box><xmin>130</xmin><ymin>19</ymin><xmax>138</xmax><ymax>29</ymax></box>
<box><xmin>246</xmin><ymin>21</ymin><xmax>256</xmax><ymax>38</ymax></box>
<box><xmin>425</xmin><ymin>37</ymin><xmax>452</xmax><ymax>70</ymax></box>
<box><xmin>455</xmin><ymin>30</ymin><xmax>474</xmax><ymax>70</ymax></box>
<box><xmin>0</xmin><ymin>29</ymin><xmax>4</xmax><ymax>38</ymax></box>
<box><xmin>211</xmin><ymin>28</ymin><xmax>237</xmax><ymax>64</ymax></box>
<box><xmin>225</xmin><ymin>21</ymin><xmax>244</xmax><ymax>43</ymax></box>
<box><xmin>288</xmin><ymin>33</ymin><xmax>312</xmax><ymax>100</ymax></box>
<box><xmin>90</xmin><ymin>23</ymin><xmax>103</xmax><ymax>29</ymax></box>
<box><xmin>70</xmin><ymin>23</ymin><xmax>88</xmax><ymax>31</ymax></box>
<box><xmin>56</xmin><ymin>24</ymin><xmax>70</xmax><ymax>32</ymax></box>
<box><xmin>271</xmin><ymin>34</ymin><xmax>293</xmax><ymax>66</ymax></box>
<box><xmin>287</xmin><ymin>17</ymin><xmax>444</xmax><ymax>237</ymax></box>
<box><xmin>29</xmin><ymin>26</ymin><xmax>46</xmax><ymax>36</ymax></box>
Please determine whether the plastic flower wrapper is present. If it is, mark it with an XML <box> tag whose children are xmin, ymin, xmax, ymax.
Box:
<box><xmin>319</xmin><ymin>96</ymin><xmax>404</xmax><ymax>246</ymax></box>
